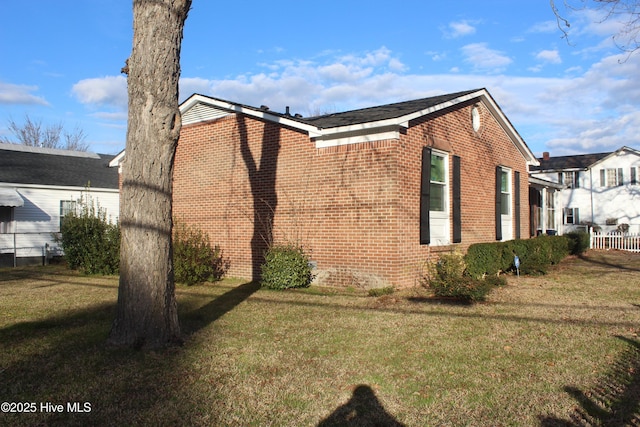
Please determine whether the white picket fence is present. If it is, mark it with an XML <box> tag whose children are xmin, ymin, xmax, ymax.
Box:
<box><xmin>590</xmin><ymin>231</ymin><xmax>640</xmax><ymax>253</ymax></box>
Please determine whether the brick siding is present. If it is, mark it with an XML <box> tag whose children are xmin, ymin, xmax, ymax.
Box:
<box><xmin>172</xmin><ymin>98</ymin><xmax>530</xmax><ymax>288</ymax></box>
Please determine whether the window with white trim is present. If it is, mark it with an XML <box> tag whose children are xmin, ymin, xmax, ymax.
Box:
<box><xmin>546</xmin><ymin>191</ymin><xmax>556</xmax><ymax>230</ymax></box>
<box><xmin>429</xmin><ymin>150</ymin><xmax>449</xmax><ymax>244</ymax></box>
<box><xmin>563</xmin><ymin>207</ymin><xmax>579</xmax><ymax>225</ymax></box>
<box><xmin>500</xmin><ymin>170</ymin><xmax>510</xmax><ymax>215</ymax></box>
<box><xmin>560</xmin><ymin>171</ymin><xmax>579</xmax><ymax>188</ymax></box>
<box><xmin>600</xmin><ymin>168</ymin><xmax>623</xmax><ymax>187</ymax></box>
<box><xmin>60</xmin><ymin>200</ymin><xmax>77</xmax><ymax>228</ymax></box>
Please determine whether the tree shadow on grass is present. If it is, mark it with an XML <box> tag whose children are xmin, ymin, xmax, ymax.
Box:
<box><xmin>180</xmin><ymin>280</ymin><xmax>260</xmax><ymax>334</ymax></box>
<box><xmin>318</xmin><ymin>384</ymin><xmax>405</xmax><ymax>427</ymax></box>
<box><xmin>539</xmin><ymin>336</ymin><xmax>640</xmax><ymax>426</ymax></box>
<box><xmin>0</xmin><ymin>279</ymin><xmax>260</xmax><ymax>426</ymax></box>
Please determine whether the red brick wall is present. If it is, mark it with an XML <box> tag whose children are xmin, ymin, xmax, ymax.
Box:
<box><xmin>397</xmin><ymin>100</ymin><xmax>530</xmax><ymax>286</ymax></box>
<box><xmin>173</xmin><ymin>98</ymin><xmax>530</xmax><ymax>288</ymax></box>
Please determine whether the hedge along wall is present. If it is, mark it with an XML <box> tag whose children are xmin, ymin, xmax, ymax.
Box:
<box><xmin>463</xmin><ymin>233</ymin><xmax>590</xmax><ymax>278</ymax></box>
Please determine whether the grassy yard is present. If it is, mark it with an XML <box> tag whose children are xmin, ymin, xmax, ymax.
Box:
<box><xmin>1</xmin><ymin>251</ymin><xmax>639</xmax><ymax>426</ymax></box>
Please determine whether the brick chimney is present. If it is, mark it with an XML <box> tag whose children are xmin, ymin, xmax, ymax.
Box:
<box><xmin>542</xmin><ymin>151</ymin><xmax>550</xmax><ymax>161</ymax></box>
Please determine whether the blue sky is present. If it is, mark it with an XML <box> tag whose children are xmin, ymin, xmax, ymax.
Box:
<box><xmin>1</xmin><ymin>1</ymin><xmax>639</xmax><ymax>156</ymax></box>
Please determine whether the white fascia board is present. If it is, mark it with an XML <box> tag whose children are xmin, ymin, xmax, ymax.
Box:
<box><xmin>314</xmin><ymin>129</ymin><xmax>400</xmax><ymax>149</ymax></box>
<box><xmin>529</xmin><ymin>176</ymin><xmax>564</xmax><ymax>190</ymax></box>
<box><xmin>588</xmin><ymin>146</ymin><xmax>640</xmax><ymax>168</ymax></box>
<box><xmin>0</xmin><ymin>182</ymin><xmax>119</xmax><ymax>193</ymax></box>
<box><xmin>108</xmin><ymin>150</ymin><xmax>126</xmax><ymax>168</ymax></box>
<box><xmin>180</xmin><ymin>94</ymin><xmax>322</xmax><ymax>137</ymax></box>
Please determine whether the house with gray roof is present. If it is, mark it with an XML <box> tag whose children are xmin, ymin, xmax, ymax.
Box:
<box><xmin>529</xmin><ymin>146</ymin><xmax>640</xmax><ymax>234</ymax></box>
<box><xmin>0</xmin><ymin>143</ymin><xmax>120</xmax><ymax>266</ymax></box>
<box><xmin>160</xmin><ymin>88</ymin><xmax>539</xmax><ymax>287</ymax></box>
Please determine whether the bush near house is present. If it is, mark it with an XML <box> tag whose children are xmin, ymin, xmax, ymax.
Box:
<box><xmin>59</xmin><ymin>204</ymin><xmax>120</xmax><ymax>276</ymax></box>
<box><xmin>422</xmin><ymin>251</ymin><xmax>494</xmax><ymax>302</ymax></box>
<box><xmin>425</xmin><ymin>234</ymin><xmax>583</xmax><ymax>302</ymax></box>
<box><xmin>173</xmin><ymin>222</ymin><xmax>228</xmax><ymax>286</ymax></box>
<box><xmin>260</xmin><ymin>244</ymin><xmax>314</xmax><ymax>290</ymax></box>
<box><xmin>464</xmin><ymin>234</ymin><xmax>578</xmax><ymax>279</ymax></box>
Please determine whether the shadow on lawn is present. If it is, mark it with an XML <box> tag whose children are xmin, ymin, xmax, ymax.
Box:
<box><xmin>0</xmin><ymin>280</ymin><xmax>260</xmax><ymax>426</ymax></box>
<box><xmin>577</xmin><ymin>251</ymin><xmax>640</xmax><ymax>273</ymax></box>
<box><xmin>318</xmin><ymin>385</ymin><xmax>405</xmax><ymax>427</ymax></box>
<box><xmin>539</xmin><ymin>336</ymin><xmax>640</xmax><ymax>426</ymax></box>
<box><xmin>180</xmin><ymin>280</ymin><xmax>260</xmax><ymax>334</ymax></box>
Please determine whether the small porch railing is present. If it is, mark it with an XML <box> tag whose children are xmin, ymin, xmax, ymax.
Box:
<box><xmin>590</xmin><ymin>231</ymin><xmax>640</xmax><ymax>253</ymax></box>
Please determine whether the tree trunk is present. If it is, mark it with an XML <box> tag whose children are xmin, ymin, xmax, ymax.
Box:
<box><xmin>108</xmin><ymin>0</ymin><xmax>191</xmax><ymax>349</ymax></box>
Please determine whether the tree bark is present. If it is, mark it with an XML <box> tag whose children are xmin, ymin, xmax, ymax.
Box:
<box><xmin>109</xmin><ymin>0</ymin><xmax>191</xmax><ymax>349</ymax></box>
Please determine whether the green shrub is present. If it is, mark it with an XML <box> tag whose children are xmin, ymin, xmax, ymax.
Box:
<box><xmin>260</xmin><ymin>245</ymin><xmax>314</xmax><ymax>290</ymax></box>
<box><xmin>466</xmin><ymin>235</ymin><xmax>571</xmax><ymax>279</ymax></box>
<box><xmin>465</xmin><ymin>243</ymin><xmax>506</xmax><ymax>279</ymax></box>
<box><xmin>173</xmin><ymin>222</ymin><xmax>228</xmax><ymax>285</ymax></box>
<box><xmin>424</xmin><ymin>251</ymin><xmax>493</xmax><ymax>302</ymax></box>
<box><xmin>484</xmin><ymin>274</ymin><xmax>507</xmax><ymax>287</ymax></box>
<box><xmin>565</xmin><ymin>231</ymin><xmax>590</xmax><ymax>255</ymax></box>
<box><xmin>59</xmin><ymin>196</ymin><xmax>120</xmax><ymax>275</ymax></box>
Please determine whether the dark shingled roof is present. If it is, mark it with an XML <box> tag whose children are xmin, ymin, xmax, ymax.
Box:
<box><xmin>299</xmin><ymin>89</ymin><xmax>481</xmax><ymax>128</ymax></box>
<box><xmin>0</xmin><ymin>145</ymin><xmax>119</xmax><ymax>189</ymax></box>
<box><xmin>530</xmin><ymin>152</ymin><xmax>611</xmax><ymax>172</ymax></box>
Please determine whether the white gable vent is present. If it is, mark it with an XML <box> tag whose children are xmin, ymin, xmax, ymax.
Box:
<box><xmin>182</xmin><ymin>103</ymin><xmax>230</xmax><ymax>126</ymax></box>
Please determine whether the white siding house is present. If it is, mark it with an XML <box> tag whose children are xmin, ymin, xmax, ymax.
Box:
<box><xmin>529</xmin><ymin>146</ymin><xmax>640</xmax><ymax>234</ymax></box>
<box><xmin>0</xmin><ymin>143</ymin><xmax>120</xmax><ymax>266</ymax></box>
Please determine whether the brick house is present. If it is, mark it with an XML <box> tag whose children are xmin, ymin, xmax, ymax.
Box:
<box><xmin>166</xmin><ymin>88</ymin><xmax>538</xmax><ymax>288</ymax></box>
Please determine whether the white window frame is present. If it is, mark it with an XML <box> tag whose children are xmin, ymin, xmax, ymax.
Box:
<box><xmin>546</xmin><ymin>191</ymin><xmax>556</xmax><ymax>230</ymax></box>
<box><xmin>563</xmin><ymin>207</ymin><xmax>578</xmax><ymax>225</ymax></box>
<box><xmin>500</xmin><ymin>168</ymin><xmax>513</xmax><ymax>241</ymax></box>
<box><xmin>60</xmin><ymin>200</ymin><xmax>77</xmax><ymax>229</ymax></box>
<box><xmin>429</xmin><ymin>149</ymin><xmax>450</xmax><ymax>246</ymax></box>
<box><xmin>562</xmin><ymin>171</ymin><xmax>577</xmax><ymax>188</ymax></box>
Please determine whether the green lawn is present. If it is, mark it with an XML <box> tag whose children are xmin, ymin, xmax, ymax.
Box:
<box><xmin>1</xmin><ymin>251</ymin><xmax>639</xmax><ymax>426</ymax></box>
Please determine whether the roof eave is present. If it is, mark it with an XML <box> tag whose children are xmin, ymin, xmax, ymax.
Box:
<box><xmin>180</xmin><ymin>94</ymin><xmax>323</xmax><ymax>137</ymax></box>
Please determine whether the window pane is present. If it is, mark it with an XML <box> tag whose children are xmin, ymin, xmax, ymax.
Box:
<box><xmin>501</xmin><ymin>171</ymin><xmax>509</xmax><ymax>192</ymax></box>
<box><xmin>501</xmin><ymin>193</ymin><xmax>510</xmax><ymax>215</ymax></box>
<box><xmin>430</xmin><ymin>155</ymin><xmax>445</xmax><ymax>183</ymax></box>
<box><xmin>430</xmin><ymin>183</ymin><xmax>445</xmax><ymax>211</ymax></box>
<box><xmin>606</xmin><ymin>169</ymin><xmax>617</xmax><ymax>187</ymax></box>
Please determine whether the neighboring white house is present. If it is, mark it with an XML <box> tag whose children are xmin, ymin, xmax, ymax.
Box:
<box><xmin>0</xmin><ymin>143</ymin><xmax>120</xmax><ymax>267</ymax></box>
<box><xmin>529</xmin><ymin>146</ymin><xmax>640</xmax><ymax>234</ymax></box>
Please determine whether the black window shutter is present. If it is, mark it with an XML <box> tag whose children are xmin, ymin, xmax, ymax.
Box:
<box><xmin>420</xmin><ymin>147</ymin><xmax>432</xmax><ymax>245</ymax></box>
<box><xmin>453</xmin><ymin>155</ymin><xmax>461</xmax><ymax>243</ymax></box>
<box><xmin>558</xmin><ymin>172</ymin><xmax>563</xmax><ymax>185</ymax></box>
<box><xmin>574</xmin><ymin>208</ymin><xmax>579</xmax><ymax>225</ymax></box>
<box><xmin>514</xmin><ymin>171</ymin><xmax>521</xmax><ymax>239</ymax></box>
<box><xmin>600</xmin><ymin>169</ymin><xmax>605</xmax><ymax>187</ymax></box>
<box><xmin>574</xmin><ymin>171</ymin><xmax>580</xmax><ymax>188</ymax></box>
<box><xmin>495</xmin><ymin>166</ymin><xmax>502</xmax><ymax>241</ymax></box>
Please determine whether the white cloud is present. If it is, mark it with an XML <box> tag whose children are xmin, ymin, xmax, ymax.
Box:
<box><xmin>445</xmin><ymin>20</ymin><xmax>477</xmax><ymax>38</ymax></box>
<box><xmin>527</xmin><ymin>20</ymin><xmax>558</xmax><ymax>34</ymax></box>
<box><xmin>0</xmin><ymin>82</ymin><xmax>49</xmax><ymax>106</ymax></box>
<box><xmin>72</xmin><ymin>76</ymin><xmax>127</xmax><ymax>109</ymax></box>
<box><xmin>461</xmin><ymin>43</ymin><xmax>513</xmax><ymax>72</ymax></box>
<box><xmin>71</xmin><ymin>47</ymin><xmax>640</xmax><ymax>156</ymax></box>
<box><xmin>536</xmin><ymin>49</ymin><xmax>562</xmax><ymax>64</ymax></box>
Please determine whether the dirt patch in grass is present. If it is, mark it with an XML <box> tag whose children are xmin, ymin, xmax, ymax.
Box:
<box><xmin>1</xmin><ymin>250</ymin><xmax>639</xmax><ymax>425</ymax></box>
